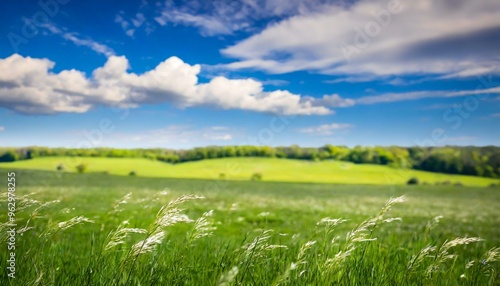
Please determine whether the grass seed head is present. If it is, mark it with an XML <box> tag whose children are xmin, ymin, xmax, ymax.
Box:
<box><xmin>131</xmin><ymin>230</ymin><xmax>165</xmax><ymax>256</ymax></box>
<box><xmin>57</xmin><ymin>216</ymin><xmax>95</xmax><ymax>230</ymax></box>
<box><xmin>105</xmin><ymin>227</ymin><xmax>148</xmax><ymax>252</ymax></box>
<box><xmin>407</xmin><ymin>245</ymin><xmax>437</xmax><ymax>271</ymax></box>
<box><xmin>218</xmin><ymin>266</ymin><xmax>239</xmax><ymax>286</ymax></box>
<box><xmin>110</xmin><ymin>192</ymin><xmax>132</xmax><ymax>214</ymax></box>
<box><xmin>242</xmin><ymin>229</ymin><xmax>287</xmax><ymax>262</ymax></box>
<box><xmin>484</xmin><ymin>247</ymin><xmax>500</xmax><ymax>263</ymax></box>
<box><xmin>423</xmin><ymin>237</ymin><xmax>484</xmax><ymax>276</ymax></box>
<box><xmin>153</xmin><ymin>194</ymin><xmax>204</xmax><ymax>228</ymax></box>
<box><xmin>442</xmin><ymin>237</ymin><xmax>484</xmax><ymax>251</ymax></box>
<box><xmin>426</xmin><ymin>215</ymin><xmax>444</xmax><ymax>231</ymax></box>
<box><xmin>322</xmin><ymin>246</ymin><xmax>355</xmax><ymax>275</ymax></box>
<box><xmin>189</xmin><ymin>210</ymin><xmax>217</xmax><ymax>241</ymax></box>
<box><xmin>297</xmin><ymin>240</ymin><xmax>316</xmax><ymax>260</ymax></box>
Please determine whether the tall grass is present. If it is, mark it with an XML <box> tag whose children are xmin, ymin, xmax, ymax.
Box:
<box><xmin>0</xmin><ymin>188</ymin><xmax>498</xmax><ymax>285</ymax></box>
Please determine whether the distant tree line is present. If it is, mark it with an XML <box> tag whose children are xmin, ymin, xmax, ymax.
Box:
<box><xmin>0</xmin><ymin>145</ymin><xmax>499</xmax><ymax>178</ymax></box>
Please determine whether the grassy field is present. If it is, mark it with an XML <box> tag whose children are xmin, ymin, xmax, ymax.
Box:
<box><xmin>1</xmin><ymin>156</ymin><xmax>499</xmax><ymax>186</ymax></box>
<box><xmin>0</xmin><ymin>168</ymin><xmax>499</xmax><ymax>285</ymax></box>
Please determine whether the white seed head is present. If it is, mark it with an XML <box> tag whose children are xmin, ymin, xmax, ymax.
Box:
<box><xmin>442</xmin><ymin>237</ymin><xmax>484</xmax><ymax>251</ymax></box>
<box><xmin>383</xmin><ymin>217</ymin><xmax>402</xmax><ymax>223</ymax></box>
<box><xmin>484</xmin><ymin>247</ymin><xmax>500</xmax><ymax>263</ymax></box>
<box><xmin>426</xmin><ymin>215</ymin><xmax>444</xmax><ymax>231</ymax></box>
<box><xmin>218</xmin><ymin>266</ymin><xmax>238</xmax><ymax>286</ymax></box>
<box><xmin>131</xmin><ymin>230</ymin><xmax>165</xmax><ymax>256</ymax></box>
<box><xmin>154</xmin><ymin>195</ymin><xmax>204</xmax><ymax>228</ymax></box>
<box><xmin>111</xmin><ymin>192</ymin><xmax>132</xmax><ymax>214</ymax></box>
<box><xmin>466</xmin><ymin>260</ymin><xmax>475</xmax><ymax>269</ymax></box>
<box><xmin>105</xmin><ymin>227</ymin><xmax>147</xmax><ymax>252</ymax></box>
<box><xmin>190</xmin><ymin>210</ymin><xmax>217</xmax><ymax>241</ymax></box>
<box><xmin>57</xmin><ymin>216</ymin><xmax>95</xmax><ymax>231</ymax></box>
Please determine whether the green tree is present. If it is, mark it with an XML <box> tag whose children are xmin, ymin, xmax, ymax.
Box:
<box><xmin>0</xmin><ymin>151</ymin><xmax>18</xmax><ymax>162</ymax></box>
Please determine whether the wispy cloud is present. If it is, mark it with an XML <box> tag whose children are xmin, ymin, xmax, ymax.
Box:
<box><xmin>154</xmin><ymin>0</ymin><xmax>338</xmax><ymax>36</ymax></box>
<box><xmin>491</xmin><ymin>113</ymin><xmax>500</xmax><ymax>118</ymax></box>
<box><xmin>323</xmin><ymin>75</ymin><xmax>379</xmax><ymax>84</ymax></box>
<box><xmin>210</xmin><ymin>126</ymin><xmax>228</xmax><ymax>131</ymax></box>
<box><xmin>203</xmin><ymin>133</ymin><xmax>232</xmax><ymax>141</ymax></box>
<box><xmin>356</xmin><ymin>87</ymin><xmax>500</xmax><ymax>105</ymax></box>
<box><xmin>312</xmin><ymin>94</ymin><xmax>356</xmax><ymax>108</ymax></box>
<box><xmin>42</xmin><ymin>22</ymin><xmax>115</xmax><ymax>57</ymax></box>
<box><xmin>155</xmin><ymin>10</ymin><xmax>234</xmax><ymax>36</ymax></box>
<box><xmin>297</xmin><ymin>123</ymin><xmax>353</xmax><ymax>135</ymax></box>
<box><xmin>421</xmin><ymin>104</ymin><xmax>455</xmax><ymax>110</ymax></box>
<box><xmin>260</xmin><ymin>79</ymin><xmax>289</xmax><ymax>87</ymax></box>
<box><xmin>108</xmin><ymin>125</ymin><xmax>233</xmax><ymax>148</ymax></box>
<box><xmin>115</xmin><ymin>11</ymin><xmax>149</xmax><ymax>38</ymax></box>
<box><xmin>0</xmin><ymin>126</ymin><xmax>4</xmax><ymax>132</ymax></box>
<box><xmin>115</xmin><ymin>13</ymin><xmax>129</xmax><ymax>30</ymax></box>
<box><xmin>442</xmin><ymin>136</ymin><xmax>477</xmax><ymax>144</ymax></box>
<box><xmin>222</xmin><ymin>0</ymin><xmax>500</xmax><ymax>79</ymax></box>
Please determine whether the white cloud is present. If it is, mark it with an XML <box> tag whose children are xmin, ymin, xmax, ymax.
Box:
<box><xmin>438</xmin><ymin>67</ymin><xmax>500</xmax><ymax>79</ymax></box>
<box><xmin>323</xmin><ymin>75</ymin><xmax>379</xmax><ymax>84</ymax></box>
<box><xmin>155</xmin><ymin>10</ymin><xmax>233</xmax><ymax>36</ymax></box>
<box><xmin>4</xmin><ymin>54</ymin><xmax>497</xmax><ymax>115</ymax></box>
<box><xmin>210</xmin><ymin>126</ymin><xmax>228</xmax><ymax>131</ymax></box>
<box><xmin>356</xmin><ymin>87</ymin><xmax>500</xmax><ymax>105</ymax></box>
<box><xmin>126</xmin><ymin>29</ymin><xmax>135</xmax><ymax>37</ymax></box>
<box><xmin>421</xmin><ymin>103</ymin><xmax>455</xmax><ymax>110</ymax></box>
<box><xmin>107</xmin><ymin>125</ymin><xmax>234</xmax><ymax>148</ymax></box>
<box><xmin>0</xmin><ymin>126</ymin><xmax>4</xmax><ymax>132</ymax></box>
<box><xmin>154</xmin><ymin>0</ymin><xmax>338</xmax><ymax>36</ymax></box>
<box><xmin>313</xmin><ymin>94</ymin><xmax>356</xmax><ymax>108</ymax></box>
<box><xmin>222</xmin><ymin>0</ymin><xmax>500</xmax><ymax>78</ymax></box>
<box><xmin>132</xmin><ymin>13</ymin><xmax>146</xmax><ymax>27</ymax></box>
<box><xmin>441</xmin><ymin>136</ymin><xmax>477</xmax><ymax>144</ymax></box>
<box><xmin>203</xmin><ymin>133</ymin><xmax>232</xmax><ymax>141</ymax></box>
<box><xmin>260</xmin><ymin>79</ymin><xmax>289</xmax><ymax>86</ymax></box>
<box><xmin>43</xmin><ymin>23</ymin><xmax>115</xmax><ymax>57</ymax></box>
<box><xmin>115</xmin><ymin>13</ymin><xmax>129</xmax><ymax>30</ymax></box>
<box><xmin>297</xmin><ymin>123</ymin><xmax>353</xmax><ymax>135</ymax></box>
<box><xmin>0</xmin><ymin>54</ymin><xmax>332</xmax><ymax>115</ymax></box>
<box><xmin>116</xmin><ymin>11</ymin><xmax>149</xmax><ymax>37</ymax></box>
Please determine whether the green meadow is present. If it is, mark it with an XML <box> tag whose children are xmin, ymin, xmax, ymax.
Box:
<box><xmin>0</xmin><ymin>166</ymin><xmax>499</xmax><ymax>285</ymax></box>
<box><xmin>1</xmin><ymin>156</ymin><xmax>498</xmax><ymax>186</ymax></box>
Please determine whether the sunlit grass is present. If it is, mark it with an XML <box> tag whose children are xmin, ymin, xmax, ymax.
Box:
<box><xmin>1</xmin><ymin>156</ymin><xmax>498</xmax><ymax>186</ymax></box>
<box><xmin>0</xmin><ymin>169</ymin><xmax>499</xmax><ymax>284</ymax></box>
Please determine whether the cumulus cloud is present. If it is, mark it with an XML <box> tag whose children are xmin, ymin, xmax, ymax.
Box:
<box><xmin>297</xmin><ymin>123</ymin><xmax>353</xmax><ymax>135</ymax></box>
<box><xmin>222</xmin><ymin>0</ymin><xmax>500</xmax><ymax>78</ymax></box>
<box><xmin>0</xmin><ymin>54</ymin><xmax>333</xmax><ymax>115</ymax></box>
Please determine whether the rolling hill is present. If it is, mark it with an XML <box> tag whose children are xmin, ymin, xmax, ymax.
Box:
<box><xmin>0</xmin><ymin>156</ymin><xmax>498</xmax><ymax>186</ymax></box>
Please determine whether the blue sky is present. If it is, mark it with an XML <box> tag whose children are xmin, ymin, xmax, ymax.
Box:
<box><xmin>0</xmin><ymin>0</ymin><xmax>499</xmax><ymax>148</ymax></box>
